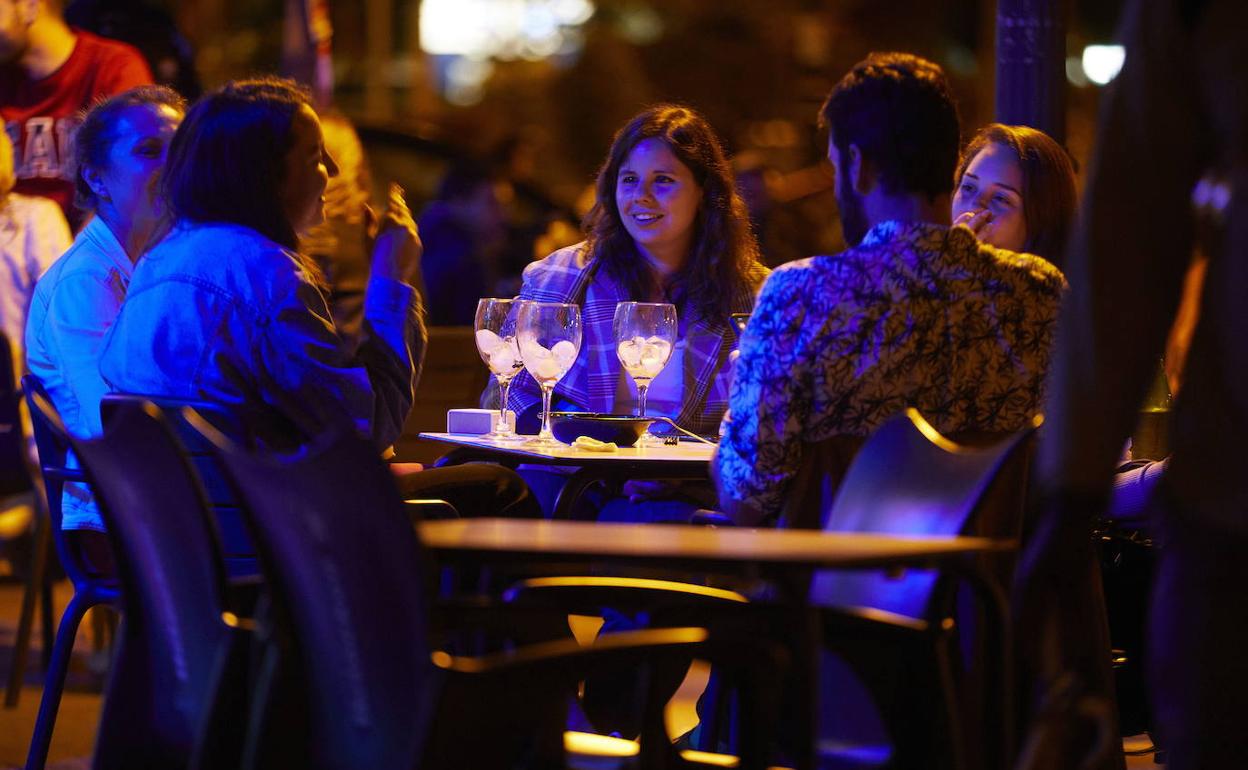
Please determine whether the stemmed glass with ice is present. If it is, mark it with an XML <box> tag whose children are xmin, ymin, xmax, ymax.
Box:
<box><xmin>613</xmin><ymin>301</ymin><xmax>677</xmax><ymax>444</ymax></box>
<box><xmin>474</xmin><ymin>298</ymin><xmax>526</xmax><ymax>441</ymax></box>
<box><xmin>515</xmin><ymin>300</ymin><xmax>582</xmax><ymax>447</ymax></box>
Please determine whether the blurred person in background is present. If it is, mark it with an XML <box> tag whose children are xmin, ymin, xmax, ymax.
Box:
<box><xmin>24</xmin><ymin>86</ymin><xmax>183</xmax><ymax>569</ymax></box>
<box><xmin>65</xmin><ymin>0</ymin><xmax>200</xmax><ymax>98</ymax></box>
<box><xmin>0</xmin><ymin>0</ymin><xmax>152</xmax><ymax>228</ymax></box>
<box><xmin>302</xmin><ymin>110</ymin><xmax>376</xmax><ymax>347</ymax></box>
<box><xmin>419</xmin><ymin>160</ymin><xmax>506</xmax><ymax>326</ymax></box>
<box><xmin>952</xmin><ymin>123</ymin><xmax>1078</xmax><ymax>270</ymax></box>
<box><xmin>732</xmin><ymin>150</ymin><xmax>778</xmax><ymax>262</ymax></box>
<box><xmin>98</xmin><ymin>77</ymin><xmax>539</xmax><ymax>519</ymax></box>
<box><xmin>1016</xmin><ymin>1</ymin><xmax>1248</xmax><ymax>765</ymax></box>
<box><xmin>488</xmin><ymin>129</ymin><xmax>564</xmax><ymax>295</ymax></box>
<box><xmin>0</xmin><ymin>112</ymin><xmax>69</xmax><ymax>568</ymax></box>
<box><xmin>0</xmin><ymin>115</ymin><xmax>69</xmax><ymax>385</ymax></box>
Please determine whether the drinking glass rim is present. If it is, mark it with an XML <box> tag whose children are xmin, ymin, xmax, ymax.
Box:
<box><xmin>616</xmin><ymin>301</ymin><xmax>677</xmax><ymax>309</ymax></box>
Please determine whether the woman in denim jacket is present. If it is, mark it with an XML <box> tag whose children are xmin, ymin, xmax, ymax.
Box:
<box><xmin>100</xmin><ymin>77</ymin><xmax>537</xmax><ymax>518</ymax></box>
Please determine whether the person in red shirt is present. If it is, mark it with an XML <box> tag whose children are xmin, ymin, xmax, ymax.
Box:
<box><xmin>0</xmin><ymin>0</ymin><xmax>151</xmax><ymax>228</ymax></box>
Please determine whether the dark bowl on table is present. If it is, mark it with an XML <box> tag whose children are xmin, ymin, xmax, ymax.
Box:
<box><xmin>549</xmin><ymin>413</ymin><xmax>654</xmax><ymax>448</ymax></box>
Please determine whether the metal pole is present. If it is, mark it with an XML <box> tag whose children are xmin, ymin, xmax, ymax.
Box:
<box><xmin>995</xmin><ymin>0</ymin><xmax>1067</xmax><ymax>144</ymax></box>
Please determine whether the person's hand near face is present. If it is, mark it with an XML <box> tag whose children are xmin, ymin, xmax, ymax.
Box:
<box><xmin>278</xmin><ymin>104</ymin><xmax>421</xmax><ymax>288</ymax></box>
<box><xmin>370</xmin><ymin>182</ymin><xmax>422</xmax><ymax>286</ymax></box>
<box><xmin>951</xmin><ymin>141</ymin><xmax>1027</xmax><ymax>253</ymax></box>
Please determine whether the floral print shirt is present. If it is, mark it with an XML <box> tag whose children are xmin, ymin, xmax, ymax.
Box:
<box><xmin>716</xmin><ymin>220</ymin><xmax>1065</xmax><ymax>519</ymax></box>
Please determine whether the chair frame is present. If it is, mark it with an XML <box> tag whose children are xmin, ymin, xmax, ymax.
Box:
<box><xmin>192</xmin><ymin>412</ymin><xmax>787</xmax><ymax>770</ymax></box>
<box><xmin>16</xmin><ymin>377</ymin><xmax>122</xmax><ymax>770</ymax></box>
<box><xmin>65</xmin><ymin>397</ymin><xmax>252</xmax><ymax>769</ymax></box>
<box><xmin>2</xmin><ymin>330</ymin><xmax>53</xmax><ymax>711</ymax></box>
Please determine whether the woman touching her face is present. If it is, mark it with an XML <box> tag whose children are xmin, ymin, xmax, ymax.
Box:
<box><xmin>952</xmin><ymin>123</ymin><xmax>1077</xmax><ymax>269</ymax></box>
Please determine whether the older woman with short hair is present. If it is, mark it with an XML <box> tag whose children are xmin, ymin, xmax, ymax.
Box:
<box><xmin>25</xmin><ymin>85</ymin><xmax>184</xmax><ymax>562</ymax></box>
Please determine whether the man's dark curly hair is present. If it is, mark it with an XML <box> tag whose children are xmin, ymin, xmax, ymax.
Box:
<box><xmin>819</xmin><ymin>52</ymin><xmax>961</xmax><ymax>201</ymax></box>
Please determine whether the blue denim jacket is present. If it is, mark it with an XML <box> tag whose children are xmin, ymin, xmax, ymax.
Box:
<box><xmin>99</xmin><ymin>221</ymin><xmax>424</xmax><ymax>452</ymax></box>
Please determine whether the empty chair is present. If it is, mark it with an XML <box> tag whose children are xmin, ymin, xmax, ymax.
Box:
<box><xmin>806</xmin><ymin>409</ymin><xmax>1036</xmax><ymax>770</ymax></box>
<box><xmin>62</xmin><ymin>396</ymin><xmax>248</xmax><ymax>769</ymax></box>
<box><xmin>18</xmin><ymin>376</ymin><xmax>121</xmax><ymax>770</ymax></box>
<box><xmin>811</xmin><ymin>408</ymin><xmax>1036</xmax><ymax>617</ymax></box>
<box><xmin>695</xmin><ymin>410</ymin><xmax>1035</xmax><ymax>768</ymax></box>
<box><xmin>198</xmin><ymin>415</ymin><xmax>783</xmax><ymax>770</ymax></box>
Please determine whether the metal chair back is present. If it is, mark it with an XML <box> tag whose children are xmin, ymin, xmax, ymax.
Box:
<box><xmin>199</xmin><ymin>417</ymin><xmax>437</xmax><ymax>770</ymax></box>
<box><xmin>69</xmin><ymin>398</ymin><xmax>243</xmax><ymax>768</ymax></box>
<box><xmin>810</xmin><ymin>408</ymin><xmax>1036</xmax><ymax>620</ymax></box>
<box><xmin>101</xmin><ymin>393</ymin><xmax>255</xmax><ymax>575</ymax></box>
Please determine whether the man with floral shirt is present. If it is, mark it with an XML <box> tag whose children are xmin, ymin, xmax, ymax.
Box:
<box><xmin>715</xmin><ymin>52</ymin><xmax>1065</xmax><ymax>526</ymax></box>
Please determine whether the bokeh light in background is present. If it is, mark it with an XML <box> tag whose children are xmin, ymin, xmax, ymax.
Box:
<box><xmin>1081</xmin><ymin>44</ymin><xmax>1125</xmax><ymax>86</ymax></box>
<box><xmin>420</xmin><ymin>0</ymin><xmax>596</xmax><ymax>104</ymax></box>
<box><xmin>160</xmin><ymin>0</ymin><xmax>1129</xmax><ymax>272</ymax></box>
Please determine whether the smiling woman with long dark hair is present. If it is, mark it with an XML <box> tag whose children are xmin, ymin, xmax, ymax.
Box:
<box><xmin>500</xmin><ymin>104</ymin><xmax>768</xmax><ymax>437</ymax></box>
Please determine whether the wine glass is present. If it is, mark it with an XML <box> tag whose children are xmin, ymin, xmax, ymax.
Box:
<box><xmin>613</xmin><ymin>302</ymin><xmax>677</xmax><ymax>444</ymax></box>
<box><xmin>516</xmin><ymin>301</ymin><xmax>582</xmax><ymax>447</ymax></box>
<box><xmin>474</xmin><ymin>298</ymin><xmax>525</xmax><ymax>441</ymax></box>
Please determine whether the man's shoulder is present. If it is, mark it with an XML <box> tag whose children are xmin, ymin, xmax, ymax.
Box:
<box><xmin>72</xmin><ymin>29</ymin><xmax>147</xmax><ymax>66</ymax></box>
<box><xmin>70</xmin><ymin>29</ymin><xmax>153</xmax><ymax>93</ymax></box>
<box><xmin>762</xmin><ymin>250</ymin><xmax>864</xmax><ymax>296</ymax></box>
<box><xmin>977</xmin><ymin>241</ymin><xmax>1067</xmax><ymax>296</ymax></box>
<box><xmin>769</xmin><ymin>253</ymin><xmax>840</xmax><ymax>278</ymax></box>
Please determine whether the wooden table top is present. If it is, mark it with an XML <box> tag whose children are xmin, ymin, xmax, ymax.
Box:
<box><xmin>418</xmin><ymin>432</ymin><xmax>716</xmax><ymax>466</ymax></box>
<box><xmin>417</xmin><ymin>518</ymin><xmax>1011</xmax><ymax>571</ymax></box>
